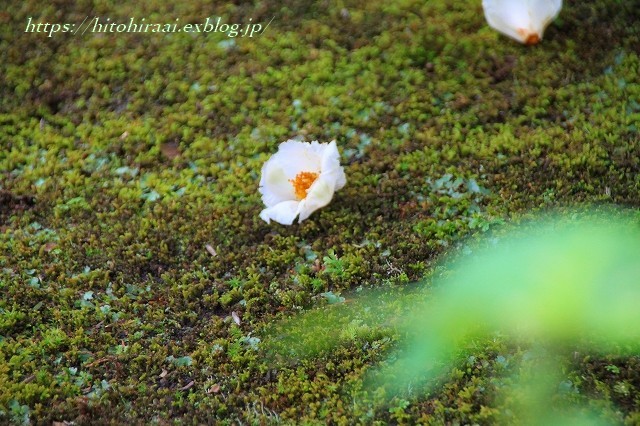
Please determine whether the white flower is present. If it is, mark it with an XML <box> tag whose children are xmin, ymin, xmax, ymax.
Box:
<box><xmin>482</xmin><ymin>0</ymin><xmax>562</xmax><ymax>45</ymax></box>
<box><xmin>259</xmin><ymin>140</ymin><xmax>346</xmax><ymax>225</ymax></box>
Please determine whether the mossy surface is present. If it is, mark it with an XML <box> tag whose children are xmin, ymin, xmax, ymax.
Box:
<box><xmin>1</xmin><ymin>0</ymin><xmax>639</xmax><ymax>424</ymax></box>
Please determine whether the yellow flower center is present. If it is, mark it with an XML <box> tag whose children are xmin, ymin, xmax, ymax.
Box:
<box><xmin>289</xmin><ymin>171</ymin><xmax>319</xmax><ymax>200</ymax></box>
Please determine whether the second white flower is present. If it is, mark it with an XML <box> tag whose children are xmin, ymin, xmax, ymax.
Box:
<box><xmin>482</xmin><ymin>0</ymin><xmax>563</xmax><ymax>45</ymax></box>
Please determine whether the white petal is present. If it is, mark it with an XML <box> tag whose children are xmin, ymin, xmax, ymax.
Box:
<box><xmin>275</xmin><ymin>140</ymin><xmax>322</xmax><ymax>178</ymax></box>
<box><xmin>482</xmin><ymin>0</ymin><xmax>562</xmax><ymax>44</ymax></box>
<box><xmin>320</xmin><ymin>140</ymin><xmax>347</xmax><ymax>191</ymax></box>
<box><xmin>331</xmin><ymin>168</ymin><xmax>347</xmax><ymax>191</ymax></box>
<box><xmin>296</xmin><ymin>176</ymin><xmax>336</xmax><ymax>222</ymax></box>
<box><xmin>529</xmin><ymin>0</ymin><xmax>562</xmax><ymax>33</ymax></box>
<box><xmin>308</xmin><ymin>140</ymin><xmax>330</xmax><ymax>158</ymax></box>
<box><xmin>260</xmin><ymin>200</ymin><xmax>300</xmax><ymax>225</ymax></box>
<box><xmin>259</xmin><ymin>155</ymin><xmax>296</xmax><ymax>207</ymax></box>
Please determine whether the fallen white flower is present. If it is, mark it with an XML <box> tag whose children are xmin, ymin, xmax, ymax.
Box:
<box><xmin>482</xmin><ymin>0</ymin><xmax>562</xmax><ymax>45</ymax></box>
<box><xmin>259</xmin><ymin>140</ymin><xmax>346</xmax><ymax>225</ymax></box>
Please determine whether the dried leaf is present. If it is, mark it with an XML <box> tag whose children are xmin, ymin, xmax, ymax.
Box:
<box><xmin>161</xmin><ymin>142</ymin><xmax>180</xmax><ymax>159</ymax></box>
<box><xmin>179</xmin><ymin>380</ymin><xmax>195</xmax><ymax>391</ymax></box>
<box><xmin>159</xmin><ymin>369</ymin><xmax>168</xmax><ymax>378</ymax></box>
<box><xmin>232</xmin><ymin>311</ymin><xmax>241</xmax><ymax>325</ymax></box>
<box><xmin>205</xmin><ymin>244</ymin><xmax>217</xmax><ymax>257</ymax></box>
<box><xmin>44</xmin><ymin>242</ymin><xmax>58</xmax><ymax>252</ymax></box>
<box><xmin>21</xmin><ymin>374</ymin><xmax>35</xmax><ymax>384</ymax></box>
<box><xmin>207</xmin><ymin>384</ymin><xmax>221</xmax><ymax>394</ymax></box>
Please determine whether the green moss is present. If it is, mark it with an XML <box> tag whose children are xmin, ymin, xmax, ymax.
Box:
<box><xmin>1</xmin><ymin>0</ymin><xmax>640</xmax><ymax>423</ymax></box>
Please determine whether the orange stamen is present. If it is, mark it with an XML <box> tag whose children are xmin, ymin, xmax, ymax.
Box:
<box><xmin>525</xmin><ymin>34</ymin><xmax>540</xmax><ymax>45</ymax></box>
<box><xmin>289</xmin><ymin>171</ymin><xmax>319</xmax><ymax>200</ymax></box>
<box><xmin>517</xmin><ymin>28</ymin><xmax>541</xmax><ymax>46</ymax></box>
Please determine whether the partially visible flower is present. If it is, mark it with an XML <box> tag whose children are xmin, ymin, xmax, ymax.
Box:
<box><xmin>482</xmin><ymin>0</ymin><xmax>562</xmax><ymax>45</ymax></box>
<box><xmin>259</xmin><ymin>140</ymin><xmax>346</xmax><ymax>225</ymax></box>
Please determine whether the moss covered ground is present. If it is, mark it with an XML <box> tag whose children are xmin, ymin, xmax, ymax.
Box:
<box><xmin>1</xmin><ymin>0</ymin><xmax>640</xmax><ymax>424</ymax></box>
